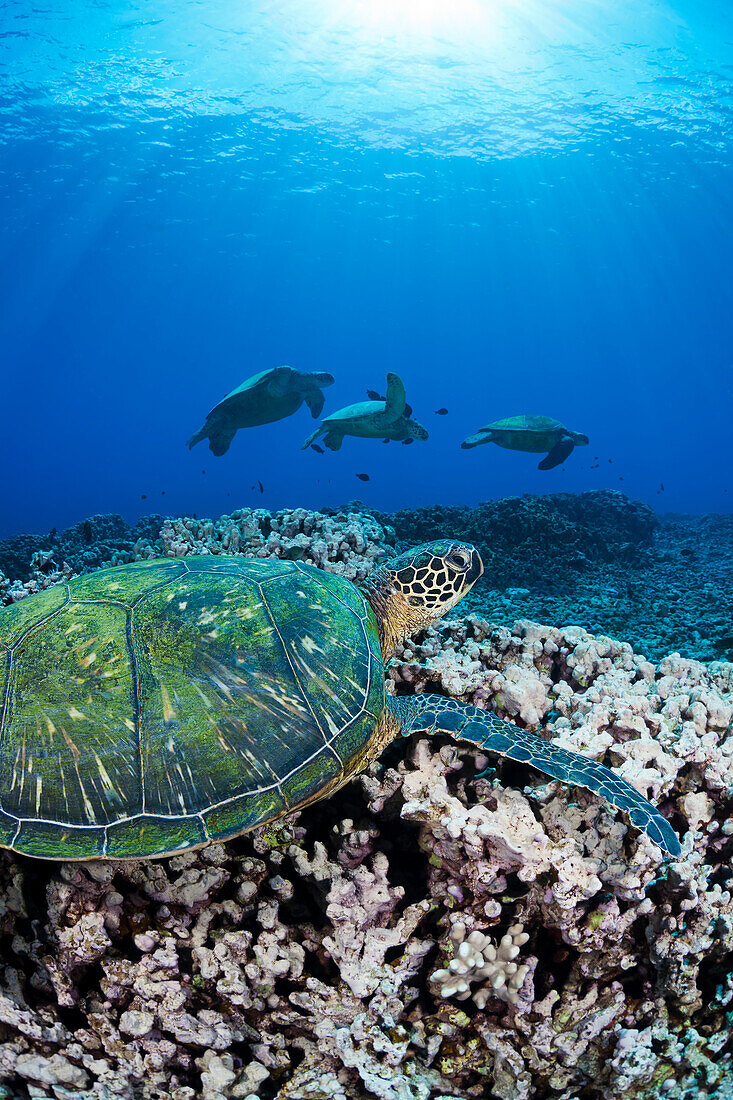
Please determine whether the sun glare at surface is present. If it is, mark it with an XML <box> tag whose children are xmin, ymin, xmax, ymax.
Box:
<box><xmin>321</xmin><ymin>0</ymin><xmax>486</xmax><ymax>39</ymax></box>
<box><xmin>1</xmin><ymin>0</ymin><xmax>731</xmax><ymax>160</ymax></box>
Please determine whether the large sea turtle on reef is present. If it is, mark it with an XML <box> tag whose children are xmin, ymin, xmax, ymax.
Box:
<box><xmin>0</xmin><ymin>542</ymin><xmax>680</xmax><ymax>861</ymax></box>
<box><xmin>461</xmin><ymin>415</ymin><xmax>589</xmax><ymax>470</ymax></box>
<box><xmin>302</xmin><ymin>372</ymin><xmax>428</xmax><ymax>451</ymax></box>
<box><xmin>187</xmin><ymin>366</ymin><xmax>334</xmax><ymax>456</ymax></box>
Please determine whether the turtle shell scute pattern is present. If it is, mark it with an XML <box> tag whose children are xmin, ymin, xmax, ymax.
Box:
<box><xmin>0</xmin><ymin>557</ymin><xmax>384</xmax><ymax>859</ymax></box>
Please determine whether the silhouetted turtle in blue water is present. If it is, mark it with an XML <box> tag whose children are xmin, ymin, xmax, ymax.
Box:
<box><xmin>187</xmin><ymin>366</ymin><xmax>334</xmax><ymax>456</ymax></box>
<box><xmin>302</xmin><ymin>373</ymin><xmax>428</xmax><ymax>451</ymax></box>
<box><xmin>462</xmin><ymin>414</ymin><xmax>589</xmax><ymax>470</ymax></box>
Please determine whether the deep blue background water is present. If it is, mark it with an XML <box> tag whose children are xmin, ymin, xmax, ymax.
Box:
<box><xmin>1</xmin><ymin>0</ymin><xmax>732</xmax><ymax>538</ymax></box>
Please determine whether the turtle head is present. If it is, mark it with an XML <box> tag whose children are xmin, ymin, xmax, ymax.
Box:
<box><xmin>571</xmin><ymin>431</ymin><xmax>589</xmax><ymax>446</ymax></box>
<box><xmin>362</xmin><ymin>540</ymin><xmax>483</xmax><ymax>656</ymax></box>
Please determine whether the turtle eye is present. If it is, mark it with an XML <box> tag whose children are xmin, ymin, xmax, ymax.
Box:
<box><xmin>446</xmin><ymin>549</ymin><xmax>470</xmax><ymax>570</ymax></box>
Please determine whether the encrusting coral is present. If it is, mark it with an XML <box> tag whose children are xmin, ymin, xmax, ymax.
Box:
<box><xmin>0</xmin><ymin>506</ymin><xmax>732</xmax><ymax>1099</ymax></box>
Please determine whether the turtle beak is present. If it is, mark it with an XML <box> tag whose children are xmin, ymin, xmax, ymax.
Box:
<box><xmin>467</xmin><ymin>548</ymin><xmax>483</xmax><ymax>585</ymax></box>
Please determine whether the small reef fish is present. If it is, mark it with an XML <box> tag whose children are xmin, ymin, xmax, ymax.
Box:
<box><xmin>257</xmin><ymin>480</ymin><xmax>264</xmax><ymax>493</ymax></box>
<box><xmin>356</xmin><ymin>473</ymin><xmax>370</xmax><ymax>481</ymax></box>
<box><xmin>435</xmin><ymin>408</ymin><xmax>448</xmax><ymax>415</ymax></box>
<box><xmin>660</xmin><ymin>482</ymin><xmax>665</xmax><ymax>491</ymax></box>
<box><xmin>310</xmin><ymin>444</ymin><xmax>324</xmax><ymax>454</ymax></box>
<box><xmin>141</xmin><ymin>494</ymin><xmax>147</xmax><ymax>500</ymax></box>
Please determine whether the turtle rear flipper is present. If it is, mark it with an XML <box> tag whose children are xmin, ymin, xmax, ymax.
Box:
<box><xmin>389</xmin><ymin>695</ymin><xmax>681</xmax><ymax>857</ymax></box>
<box><xmin>301</xmin><ymin>426</ymin><xmax>324</xmax><ymax>450</ymax></box>
<box><xmin>208</xmin><ymin>429</ymin><xmax>236</xmax><ymax>457</ymax></box>
<box><xmin>384</xmin><ymin>373</ymin><xmax>407</xmax><ymax>420</ymax></box>
<box><xmin>323</xmin><ymin>430</ymin><xmax>344</xmax><ymax>451</ymax></box>
<box><xmin>187</xmin><ymin>420</ymin><xmax>235</xmax><ymax>456</ymax></box>
<box><xmin>187</xmin><ymin>427</ymin><xmax>207</xmax><ymax>450</ymax></box>
<box><xmin>538</xmin><ymin>436</ymin><xmax>575</xmax><ymax>470</ymax></box>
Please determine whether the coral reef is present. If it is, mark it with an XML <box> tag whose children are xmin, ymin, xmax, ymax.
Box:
<box><xmin>0</xmin><ymin>607</ymin><xmax>731</xmax><ymax>1096</ymax></box>
<box><xmin>3</xmin><ymin>494</ymin><xmax>732</xmax><ymax>662</ymax></box>
<box><xmin>382</xmin><ymin>490</ymin><xmax>659</xmax><ymax>587</ymax></box>
<box><xmin>378</xmin><ymin>496</ymin><xmax>732</xmax><ymax>664</ymax></box>
<box><xmin>0</xmin><ymin>507</ymin><xmax>396</xmax><ymax>603</ymax></box>
<box><xmin>461</xmin><ymin>509</ymin><xmax>733</xmax><ymax>665</ymax></box>
<box><xmin>0</xmin><ymin>499</ymin><xmax>732</xmax><ymax>1098</ymax></box>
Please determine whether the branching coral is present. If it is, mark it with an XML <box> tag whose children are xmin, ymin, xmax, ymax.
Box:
<box><xmin>429</xmin><ymin>921</ymin><xmax>530</xmax><ymax>1007</ymax></box>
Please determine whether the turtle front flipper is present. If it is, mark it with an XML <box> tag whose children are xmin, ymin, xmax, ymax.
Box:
<box><xmin>304</xmin><ymin>389</ymin><xmax>327</xmax><ymax>418</ymax></box>
<box><xmin>461</xmin><ymin>430</ymin><xmax>493</xmax><ymax>449</ymax></box>
<box><xmin>303</xmin><ymin>372</ymin><xmax>335</xmax><ymax>418</ymax></box>
<box><xmin>538</xmin><ymin>435</ymin><xmax>575</xmax><ymax>470</ymax></box>
<box><xmin>384</xmin><ymin>372</ymin><xmax>407</xmax><ymax>420</ymax></box>
<box><xmin>388</xmin><ymin>695</ymin><xmax>681</xmax><ymax>857</ymax></box>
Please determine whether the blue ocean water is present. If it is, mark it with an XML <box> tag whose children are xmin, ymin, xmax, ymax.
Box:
<box><xmin>1</xmin><ymin>0</ymin><xmax>732</xmax><ymax>538</ymax></box>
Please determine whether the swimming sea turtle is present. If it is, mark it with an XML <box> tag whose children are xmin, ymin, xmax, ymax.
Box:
<box><xmin>462</xmin><ymin>415</ymin><xmax>589</xmax><ymax>470</ymax></box>
<box><xmin>302</xmin><ymin>372</ymin><xmax>428</xmax><ymax>452</ymax></box>
<box><xmin>188</xmin><ymin>366</ymin><xmax>334</xmax><ymax>456</ymax></box>
<box><xmin>0</xmin><ymin>543</ymin><xmax>679</xmax><ymax>861</ymax></box>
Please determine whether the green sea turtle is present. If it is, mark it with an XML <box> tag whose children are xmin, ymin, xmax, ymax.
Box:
<box><xmin>302</xmin><ymin>373</ymin><xmax>428</xmax><ymax>451</ymax></box>
<box><xmin>188</xmin><ymin>366</ymin><xmax>334</xmax><ymax>456</ymax></box>
<box><xmin>0</xmin><ymin>543</ymin><xmax>679</xmax><ymax>861</ymax></box>
<box><xmin>462</xmin><ymin>415</ymin><xmax>589</xmax><ymax>470</ymax></box>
